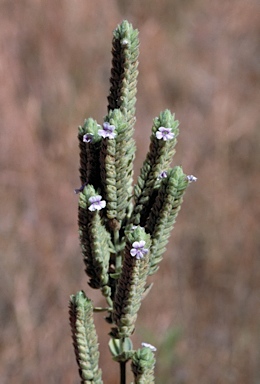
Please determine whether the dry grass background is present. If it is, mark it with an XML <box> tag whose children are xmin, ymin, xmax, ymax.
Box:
<box><xmin>1</xmin><ymin>1</ymin><xmax>260</xmax><ymax>383</ymax></box>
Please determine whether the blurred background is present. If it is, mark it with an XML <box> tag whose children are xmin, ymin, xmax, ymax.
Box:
<box><xmin>1</xmin><ymin>1</ymin><xmax>259</xmax><ymax>383</ymax></box>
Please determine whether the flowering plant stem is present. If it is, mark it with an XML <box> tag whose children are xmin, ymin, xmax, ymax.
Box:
<box><xmin>120</xmin><ymin>361</ymin><xmax>126</xmax><ymax>384</ymax></box>
<box><xmin>69</xmin><ymin>20</ymin><xmax>196</xmax><ymax>383</ymax></box>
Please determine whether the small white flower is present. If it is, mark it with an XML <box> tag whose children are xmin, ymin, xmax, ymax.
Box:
<box><xmin>156</xmin><ymin>127</ymin><xmax>175</xmax><ymax>141</ymax></box>
<box><xmin>88</xmin><ymin>195</ymin><xmax>106</xmax><ymax>211</ymax></box>
<box><xmin>83</xmin><ymin>133</ymin><xmax>94</xmax><ymax>143</ymax></box>
<box><xmin>130</xmin><ymin>240</ymin><xmax>149</xmax><ymax>260</ymax></box>
<box><xmin>157</xmin><ymin>170</ymin><xmax>168</xmax><ymax>180</ymax></box>
<box><xmin>187</xmin><ymin>175</ymin><xmax>197</xmax><ymax>183</ymax></box>
<box><xmin>98</xmin><ymin>122</ymin><xmax>116</xmax><ymax>139</ymax></box>
<box><xmin>141</xmin><ymin>342</ymin><xmax>157</xmax><ymax>352</ymax></box>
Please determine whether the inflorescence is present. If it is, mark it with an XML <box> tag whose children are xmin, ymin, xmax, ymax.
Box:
<box><xmin>69</xmin><ymin>19</ymin><xmax>197</xmax><ymax>384</ymax></box>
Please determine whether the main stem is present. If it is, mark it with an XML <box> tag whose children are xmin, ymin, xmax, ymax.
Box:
<box><xmin>119</xmin><ymin>337</ymin><xmax>127</xmax><ymax>384</ymax></box>
<box><xmin>120</xmin><ymin>361</ymin><xmax>126</xmax><ymax>384</ymax></box>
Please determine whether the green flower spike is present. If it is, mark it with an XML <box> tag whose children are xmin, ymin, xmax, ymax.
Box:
<box><xmin>78</xmin><ymin>184</ymin><xmax>113</xmax><ymax>304</ymax></box>
<box><xmin>131</xmin><ymin>345</ymin><xmax>156</xmax><ymax>384</ymax></box>
<box><xmin>108</xmin><ymin>20</ymin><xmax>139</xmax><ymax>132</ymax></box>
<box><xmin>99</xmin><ymin>120</ymin><xmax>117</xmax><ymax>223</ymax></box>
<box><xmin>69</xmin><ymin>291</ymin><xmax>103</xmax><ymax>384</ymax></box>
<box><xmin>131</xmin><ymin>109</ymin><xmax>179</xmax><ymax>227</ymax></box>
<box><xmin>78</xmin><ymin>118</ymin><xmax>102</xmax><ymax>190</ymax></box>
<box><xmin>145</xmin><ymin>166</ymin><xmax>189</xmax><ymax>275</ymax></box>
<box><xmin>100</xmin><ymin>109</ymin><xmax>136</xmax><ymax>229</ymax></box>
<box><xmin>112</xmin><ymin>226</ymin><xmax>151</xmax><ymax>338</ymax></box>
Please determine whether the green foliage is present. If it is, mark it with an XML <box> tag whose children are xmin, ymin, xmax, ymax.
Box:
<box><xmin>69</xmin><ymin>19</ymin><xmax>195</xmax><ymax>384</ymax></box>
<box><xmin>100</xmin><ymin>109</ymin><xmax>136</xmax><ymax>227</ymax></box>
<box><xmin>78</xmin><ymin>118</ymin><xmax>102</xmax><ymax>189</ymax></box>
<box><xmin>112</xmin><ymin>227</ymin><xmax>151</xmax><ymax>338</ymax></box>
<box><xmin>146</xmin><ymin>166</ymin><xmax>189</xmax><ymax>275</ymax></box>
<box><xmin>78</xmin><ymin>185</ymin><xmax>112</xmax><ymax>302</ymax></box>
<box><xmin>108</xmin><ymin>19</ymin><xmax>139</xmax><ymax>130</ymax></box>
<box><xmin>108</xmin><ymin>337</ymin><xmax>134</xmax><ymax>362</ymax></box>
<box><xmin>131</xmin><ymin>109</ymin><xmax>179</xmax><ymax>227</ymax></box>
<box><xmin>131</xmin><ymin>347</ymin><xmax>156</xmax><ymax>383</ymax></box>
<box><xmin>69</xmin><ymin>291</ymin><xmax>103</xmax><ymax>383</ymax></box>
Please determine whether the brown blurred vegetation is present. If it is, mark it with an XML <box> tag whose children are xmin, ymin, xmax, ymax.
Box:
<box><xmin>1</xmin><ymin>1</ymin><xmax>260</xmax><ymax>383</ymax></box>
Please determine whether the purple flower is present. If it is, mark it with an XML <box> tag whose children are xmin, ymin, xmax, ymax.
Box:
<box><xmin>83</xmin><ymin>133</ymin><xmax>94</xmax><ymax>143</ymax></box>
<box><xmin>187</xmin><ymin>175</ymin><xmax>197</xmax><ymax>183</ymax></box>
<box><xmin>74</xmin><ymin>182</ymin><xmax>87</xmax><ymax>194</ymax></box>
<box><xmin>88</xmin><ymin>195</ymin><xmax>106</xmax><ymax>211</ymax></box>
<box><xmin>98</xmin><ymin>122</ymin><xmax>116</xmax><ymax>139</ymax></box>
<box><xmin>155</xmin><ymin>127</ymin><xmax>175</xmax><ymax>141</ymax></box>
<box><xmin>141</xmin><ymin>342</ymin><xmax>157</xmax><ymax>352</ymax></box>
<box><xmin>130</xmin><ymin>240</ymin><xmax>148</xmax><ymax>260</ymax></box>
<box><xmin>157</xmin><ymin>170</ymin><xmax>168</xmax><ymax>180</ymax></box>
